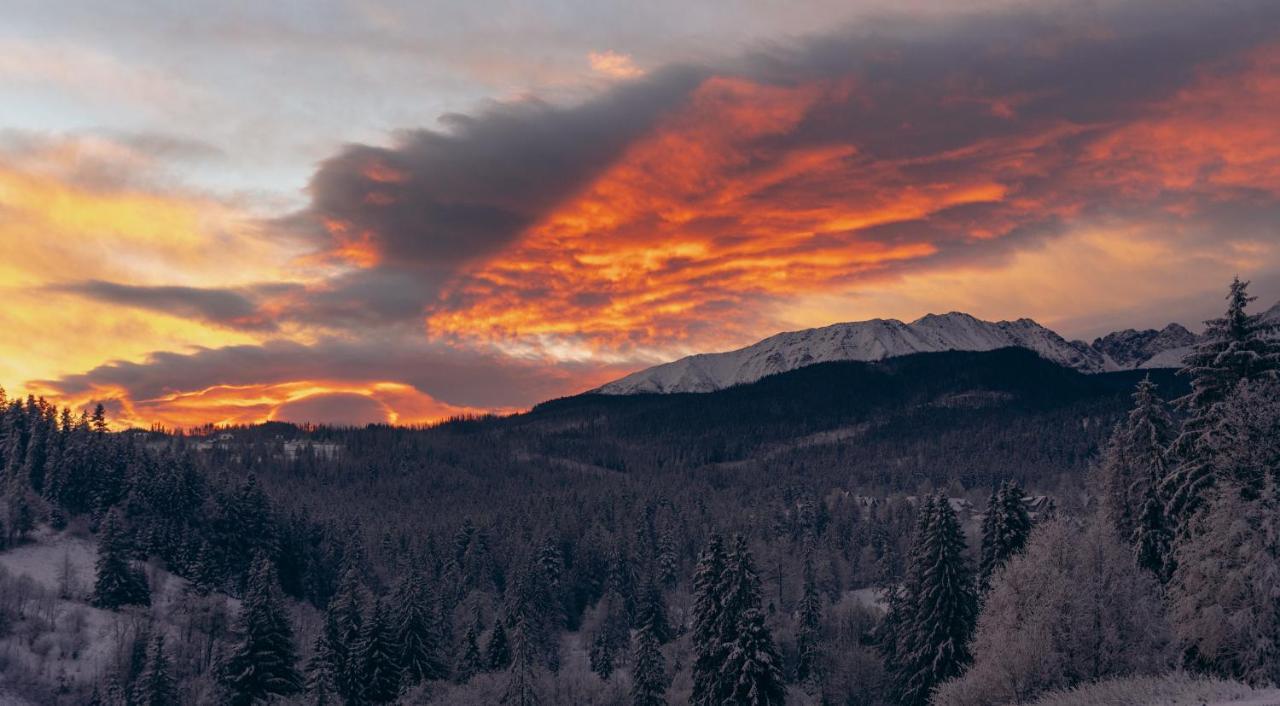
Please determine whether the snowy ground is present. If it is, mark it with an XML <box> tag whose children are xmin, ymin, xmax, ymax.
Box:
<box><xmin>1025</xmin><ymin>673</ymin><xmax>1280</xmax><ymax>706</ymax></box>
<box><xmin>0</xmin><ymin>526</ymin><xmax>229</xmax><ymax>702</ymax></box>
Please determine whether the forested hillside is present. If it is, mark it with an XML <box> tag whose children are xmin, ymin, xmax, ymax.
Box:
<box><xmin>0</xmin><ymin>280</ymin><xmax>1276</xmax><ymax>705</ymax></box>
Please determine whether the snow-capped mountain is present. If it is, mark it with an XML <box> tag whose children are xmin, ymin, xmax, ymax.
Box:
<box><xmin>597</xmin><ymin>300</ymin><xmax>1280</xmax><ymax>395</ymax></box>
<box><xmin>597</xmin><ymin>312</ymin><xmax>1107</xmax><ymax>395</ymax></box>
<box><xmin>1090</xmin><ymin>324</ymin><xmax>1197</xmax><ymax>370</ymax></box>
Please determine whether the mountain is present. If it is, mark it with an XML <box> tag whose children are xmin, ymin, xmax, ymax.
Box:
<box><xmin>1090</xmin><ymin>323</ymin><xmax>1197</xmax><ymax>370</ymax></box>
<box><xmin>524</xmin><ymin>348</ymin><xmax>1185</xmax><ymax>487</ymax></box>
<box><xmin>599</xmin><ymin>299</ymin><xmax>1280</xmax><ymax>395</ymax></box>
<box><xmin>598</xmin><ymin>312</ymin><xmax>1109</xmax><ymax>394</ymax></box>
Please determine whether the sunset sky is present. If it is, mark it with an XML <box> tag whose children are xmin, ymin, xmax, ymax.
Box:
<box><xmin>3</xmin><ymin>0</ymin><xmax>1280</xmax><ymax>428</ymax></box>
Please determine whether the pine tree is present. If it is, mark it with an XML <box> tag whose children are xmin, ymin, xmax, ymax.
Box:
<box><xmin>589</xmin><ymin>575</ymin><xmax>630</xmax><ymax>679</ymax></box>
<box><xmin>721</xmin><ymin>607</ymin><xmax>786</xmax><ymax>705</ymax></box>
<box><xmin>630</xmin><ymin>622</ymin><xmax>668</xmax><ymax>706</ymax></box>
<box><xmin>502</xmin><ymin>614</ymin><xmax>540</xmax><ymax>706</ymax></box>
<box><xmin>795</xmin><ymin>555</ymin><xmax>823</xmax><ymax>687</ymax></box>
<box><xmin>978</xmin><ymin>481</ymin><xmax>1032</xmax><ymax>593</ymax></box>
<box><xmin>457</xmin><ymin>607</ymin><xmax>484</xmax><ymax>681</ymax></box>
<box><xmin>716</xmin><ymin>535</ymin><xmax>785</xmax><ymax>705</ymax></box>
<box><xmin>1132</xmin><ymin>478</ymin><xmax>1173</xmax><ymax>582</ymax></box>
<box><xmin>92</xmin><ymin>509</ymin><xmax>150</xmax><ymax>609</ymax></box>
<box><xmin>323</xmin><ymin>564</ymin><xmax>366</xmax><ymax>701</ymax></box>
<box><xmin>394</xmin><ymin>569</ymin><xmax>447</xmax><ymax>685</ymax></box>
<box><xmin>486</xmin><ymin>618</ymin><xmax>511</xmax><ymax>671</ymax></box>
<box><xmin>133</xmin><ymin>633</ymin><xmax>178</xmax><ymax>706</ymax></box>
<box><xmin>1166</xmin><ymin>278</ymin><xmax>1280</xmax><ymax>529</ymax></box>
<box><xmin>219</xmin><ymin>557</ymin><xmax>303</xmax><ymax>706</ymax></box>
<box><xmin>637</xmin><ymin>575</ymin><xmax>672</xmax><ymax>645</ymax></box>
<box><xmin>1099</xmin><ymin>377</ymin><xmax>1175</xmax><ymax>541</ymax></box>
<box><xmin>357</xmin><ymin>598</ymin><xmax>403</xmax><ymax>704</ymax></box>
<box><xmin>895</xmin><ymin>494</ymin><xmax>979</xmax><ymax>706</ymax></box>
<box><xmin>690</xmin><ymin>533</ymin><xmax>728</xmax><ymax>706</ymax></box>
<box><xmin>304</xmin><ymin>632</ymin><xmax>339</xmax><ymax>706</ymax></box>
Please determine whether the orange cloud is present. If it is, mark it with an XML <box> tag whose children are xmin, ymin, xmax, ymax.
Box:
<box><xmin>39</xmin><ymin>379</ymin><xmax>499</xmax><ymax>430</ymax></box>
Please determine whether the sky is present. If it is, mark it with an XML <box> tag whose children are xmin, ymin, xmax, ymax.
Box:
<box><xmin>2</xmin><ymin>0</ymin><xmax>1279</xmax><ymax>428</ymax></box>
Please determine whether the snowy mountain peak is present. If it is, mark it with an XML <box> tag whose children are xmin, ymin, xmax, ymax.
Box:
<box><xmin>596</xmin><ymin>300</ymin><xmax>1280</xmax><ymax>395</ymax></box>
<box><xmin>596</xmin><ymin>312</ymin><xmax>1106</xmax><ymax>395</ymax></box>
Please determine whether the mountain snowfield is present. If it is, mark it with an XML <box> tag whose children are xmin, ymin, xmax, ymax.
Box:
<box><xmin>597</xmin><ymin>302</ymin><xmax>1280</xmax><ymax>395</ymax></box>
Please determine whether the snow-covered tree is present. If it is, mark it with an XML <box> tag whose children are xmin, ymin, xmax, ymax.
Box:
<box><xmin>933</xmin><ymin>518</ymin><xmax>1172</xmax><ymax>706</ymax></box>
<box><xmin>720</xmin><ymin>606</ymin><xmax>786</xmax><ymax>706</ymax></box>
<box><xmin>893</xmin><ymin>495</ymin><xmax>978</xmax><ymax>706</ymax></box>
<box><xmin>133</xmin><ymin>633</ymin><xmax>178</xmax><ymax>706</ymax></box>
<box><xmin>219</xmin><ymin>557</ymin><xmax>303</xmax><ymax>705</ymax></box>
<box><xmin>630</xmin><ymin>622</ymin><xmax>668</xmax><ymax>706</ymax></box>
<box><xmin>357</xmin><ymin>598</ymin><xmax>404</xmax><ymax>704</ymax></box>
<box><xmin>456</xmin><ymin>607</ymin><xmax>485</xmax><ymax>681</ymax></box>
<box><xmin>978</xmin><ymin>481</ymin><xmax>1032</xmax><ymax>593</ymax></box>
<box><xmin>690</xmin><ymin>533</ymin><xmax>728</xmax><ymax>706</ymax></box>
<box><xmin>636</xmin><ymin>575</ymin><xmax>672</xmax><ymax>645</ymax></box>
<box><xmin>92</xmin><ymin>509</ymin><xmax>150</xmax><ymax>609</ymax></box>
<box><xmin>486</xmin><ymin>616</ymin><xmax>511</xmax><ymax>672</ymax></box>
<box><xmin>394</xmin><ymin>569</ymin><xmax>447</xmax><ymax>685</ymax></box>
<box><xmin>1165</xmin><ymin>278</ymin><xmax>1280</xmax><ymax>528</ymax></box>
<box><xmin>502</xmin><ymin>614</ymin><xmax>540</xmax><ymax>706</ymax></box>
<box><xmin>1167</xmin><ymin>482</ymin><xmax>1280</xmax><ymax>686</ymax></box>
<box><xmin>322</xmin><ymin>564</ymin><xmax>366</xmax><ymax>701</ymax></box>
<box><xmin>795</xmin><ymin>554</ymin><xmax>823</xmax><ymax>687</ymax></box>
<box><xmin>1098</xmin><ymin>377</ymin><xmax>1175</xmax><ymax>540</ymax></box>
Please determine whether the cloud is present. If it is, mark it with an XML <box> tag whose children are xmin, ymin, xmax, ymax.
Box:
<box><xmin>589</xmin><ymin>51</ymin><xmax>645</xmax><ymax>79</ymax></box>
<box><xmin>289</xmin><ymin>65</ymin><xmax>704</xmax><ymax>270</ymax></box>
<box><xmin>49</xmin><ymin>280</ymin><xmax>280</xmax><ymax>331</ymax></box>
<box><xmin>14</xmin><ymin>0</ymin><xmax>1280</xmax><ymax>426</ymax></box>
<box><xmin>33</xmin><ymin>335</ymin><xmax>626</xmax><ymax>425</ymax></box>
<box><xmin>272</xmin><ymin>392</ymin><xmax>391</xmax><ymax>426</ymax></box>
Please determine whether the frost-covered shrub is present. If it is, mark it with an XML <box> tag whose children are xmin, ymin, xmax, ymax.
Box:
<box><xmin>933</xmin><ymin>518</ymin><xmax>1172</xmax><ymax>706</ymax></box>
<box><xmin>1167</xmin><ymin>484</ymin><xmax>1280</xmax><ymax>686</ymax></box>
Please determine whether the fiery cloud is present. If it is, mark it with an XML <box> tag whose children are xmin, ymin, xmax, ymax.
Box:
<box><xmin>10</xmin><ymin>2</ymin><xmax>1280</xmax><ymax>427</ymax></box>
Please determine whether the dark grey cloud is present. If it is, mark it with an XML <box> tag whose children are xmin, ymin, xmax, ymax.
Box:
<box><xmin>50</xmin><ymin>280</ymin><xmax>282</xmax><ymax>331</ymax></box>
<box><xmin>289</xmin><ymin>64</ymin><xmax>706</xmax><ymax>268</ymax></box>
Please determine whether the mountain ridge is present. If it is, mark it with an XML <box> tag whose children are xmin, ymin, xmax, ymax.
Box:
<box><xmin>596</xmin><ymin>302</ymin><xmax>1279</xmax><ymax>395</ymax></box>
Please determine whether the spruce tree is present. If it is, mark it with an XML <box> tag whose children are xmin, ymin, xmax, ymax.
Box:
<box><xmin>357</xmin><ymin>598</ymin><xmax>403</xmax><ymax>704</ymax></box>
<box><xmin>690</xmin><ymin>533</ymin><xmax>728</xmax><ymax>706</ymax></box>
<box><xmin>219</xmin><ymin>557</ymin><xmax>303</xmax><ymax>706</ymax></box>
<box><xmin>133</xmin><ymin>633</ymin><xmax>178</xmax><ymax>706</ymax></box>
<box><xmin>1166</xmin><ymin>278</ymin><xmax>1280</xmax><ymax>528</ymax></box>
<box><xmin>637</xmin><ymin>575</ymin><xmax>672</xmax><ymax>645</ymax></box>
<box><xmin>394</xmin><ymin>569</ymin><xmax>447</xmax><ymax>685</ymax></box>
<box><xmin>92</xmin><ymin>509</ymin><xmax>150</xmax><ymax>609</ymax></box>
<box><xmin>1099</xmin><ymin>377</ymin><xmax>1174</xmax><ymax>540</ymax></box>
<box><xmin>716</xmin><ymin>535</ymin><xmax>785</xmax><ymax>705</ymax></box>
<box><xmin>486</xmin><ymin>619</ymin><xmax>511</xmax><ymax>671</ymax></box>
<box><xmin>630</xmin><ymin>622</ymin><xmax>668</xmax><ymax>706</ymax></box>
<box><xmin>978</xmin><ymin>481</ymin><xmax>1032</xmax><ymax>593</ymax></box>
<box><xmin>896</xmin><ymin>494</ymin><xmax>978</xmax><ymax>706</ymax></box>
<box><xmin>795</xmin><ymin>555</ymin><xmax>823</xmax><ymax>687</ymax></box>
<box><xmin>324</xmin><ymin>564</ymin><xmax>366</xmax><ymax>701</ymax></box>
<box><xmin>502</xmin><ymin>614</ymin><xmax>540</xmax><ymax>706</ymax></box>
<box><xmin>721</xmin><ymin>607</ymin><xmax>786</xmax><ymax>705</ymax></box>
<box><xmin>304</xmin><ymin>632</ymin><xmax>339</xmax><ymax>706</ymax></box>
<box><xmin>1132</xmin><ymin>478</ymin><xmax>1173</xmax><ymax>582</ymax></box>
<box><xmin>457</xmin><ymin>607</ymin><xmax>484</xmax><ymax>681</ymax></box>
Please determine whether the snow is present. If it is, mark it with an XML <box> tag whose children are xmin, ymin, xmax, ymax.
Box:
<box><xmin>597</xmin><ymin>312</ymin><xmax>1110</xmax><ymax>394</ymax></box>
<box><xmin>0</xmin><ymin>526</ymin><xmax>235</xmax><ymax>700</ymax></box>
<box><xmin>595</xmin><ymin>301</ymin><xmax>1280</xmax><ymax>395</ymax></box>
